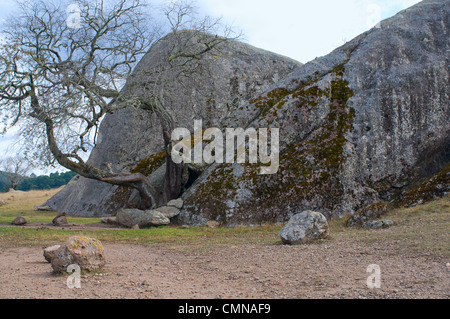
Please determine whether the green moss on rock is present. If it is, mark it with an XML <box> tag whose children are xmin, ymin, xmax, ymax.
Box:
<box><xmin>186</xmin><ymin>64</ymin><xmax>357</xmax><ymax>224</ymax></box>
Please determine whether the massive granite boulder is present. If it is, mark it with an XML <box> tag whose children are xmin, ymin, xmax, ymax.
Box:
<box><xmin>43</xmin><ymin>32</ymin><xmax>301</xmax><ymax>217</ymax></box>
<box><xmin>174</xmin><ymin>0</ymin><xmax>449</xmax><ymax>226</ymax></box>
<box><xmin>46</xmin><ymin>0</ymin><xmax>449</xmax><ymax>225</ymax></box>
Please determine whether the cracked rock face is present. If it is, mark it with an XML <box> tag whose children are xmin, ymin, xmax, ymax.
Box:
<box><xmin>46</xmin><ymin>0</ymin><xmax>449</xmax><ymax>226</ymax></box>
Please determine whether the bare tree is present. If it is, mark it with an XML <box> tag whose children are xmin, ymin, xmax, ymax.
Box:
<box><xmin>0</xmin><ymin>0</ymin><xmax>238</xmax><ymax>209</ymax></box>
<box><xmin>1</xmin><ymin>155</ymin><xmax>30</xmax><ymax>190</ymax></box>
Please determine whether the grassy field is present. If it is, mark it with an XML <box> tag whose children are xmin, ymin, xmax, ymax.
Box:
<box><xmin>0</xmin><ymin>188</ymin><xmax>449</xmax><ymax>256</ymax></box>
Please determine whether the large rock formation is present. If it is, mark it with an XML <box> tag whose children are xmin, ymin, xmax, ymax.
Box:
<box><xmin>46</xmin><ymin>0</ymin><xmax>449</xmax><ymax>225</ymax></box>
<box><xmin>44</xmin><ymin>33</ymin><xmax>301</xmax><ymax>217</ymax></box>
<box><xmin>175</xmin><ymin>0</ymin><xmax>449</xmax><ymax>225</ymax></box>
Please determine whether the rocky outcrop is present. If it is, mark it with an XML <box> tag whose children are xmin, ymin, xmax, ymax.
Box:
<box><xmin>43</xmin><ymin>33</ymin><xmax>301</xmax><ymax>217</ymax></box>
<box><xmin>175</xmin><ymin>0</ymin><xmax>449</xmax><ymax>226</ymax></box>
<box><xmin>45</xmin><ymin>0</ymin><xmax>449</xmax><ymax>226</ymax></box>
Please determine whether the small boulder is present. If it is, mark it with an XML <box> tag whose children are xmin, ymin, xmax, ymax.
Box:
<box><xmin>0</xmin><ymin>199</ymin><xmax>6</xmax><ymax>206</ymax></box>
<box><xmin>43</xmin><ymin>245</ymin><xmax>61</xmax><ymax>263</ymax></box>
<box><xmin>52</xmin><ymin>213</ymin><xmax>68</xmax><ymax>226</ymax></box>
<box><xmin>167</xmin><ymin>198</ymin><xmax>184</xmax><ymax>209</ymax></box>
<box><xmin>49</xmin><ymin>236</ymin><xmax>106</xmax><ymax>273</ymax></box>
<box><xmin>116</xmin><ymin>209</ymin><xmax>170</xmax><ymax>228</ymax></box>
<box><xmin>12</xmin><ymin>216</ymin><xmax>27</xmax><ymax>226</ymax></box>
<box><xmin>280</xmin><ymin>210</ymin><xmax>329</xmax><ymax>245</ymax></box>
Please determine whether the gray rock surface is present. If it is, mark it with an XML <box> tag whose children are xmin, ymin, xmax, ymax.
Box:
<box><xmin>116</xmin><ymin>209</ymin><xmax>170</xmax><ymax>228</ymax></box>
<box><xmin>155</xmin><ymin>206</ymin><xmax>180</xmax><ymax>219</ymax></box>
<box><xmin>167</xmin><ymin>198</ymin><xmax>184</xmax><ymax>209</ymax></box>
<box><xmin>280</xmin><ymin>211</ymin><xmax>329</xmax><ymax>245</ymax></box>
<box><xmin>43</xmin><ymin>33</ymin><xmax>301</xmax><ymax>217</ymax></box>
<box><xmin>176</xmin><ymin>0</ymin><xmax>449</xmax><ymax>226</ymax></box>
<box><xmin>45</xmin><ymin>0</ymin><xmax>448</xmax><ymax>226</ymax></box>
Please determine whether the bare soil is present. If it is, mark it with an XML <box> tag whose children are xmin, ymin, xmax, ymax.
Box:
<box><xmin>0</xmin><ymin>230</ymin><xmax>448</xmax><ymax>299</ymax></box>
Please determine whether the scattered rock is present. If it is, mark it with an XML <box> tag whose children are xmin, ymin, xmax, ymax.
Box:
<box><xmin>116</xmin><ymin>209</ymin><xmax>170</xmax><ymax>228</ymax></box>
<box><xmin>0</xmin><ymin>199</ymin><xmax>5</xmax><ymax>206</ymax></box>
<box><xmin>155</xmin><ymin>206</ymin><xmax>180</xmax><ymax>219</ymax></box>
<box><xmin>205</xmin><ymin>220</ymin><xmax>220</xmax><ymax>229</ymax></box>
<box><xmin>362</xmin><ymin>219</ymin><xmax>394</xmax><ymax>229</ymax></box>
<box><xmin>167</xmin><ymin>198</ymin><xmax>184</xmax><ymax>209</ymax></box>
<box><xmin>12</xmin><ymin>216</ymin><xmax>27</xmax><ymax>226</ymax></box>
<box><xmin>280</xmin><ymin>210</ymin><xmax>329</xmax><ymax>245</ymax></box>
<box><xmin>52</xmin><ymin>212</ymin><xmax>68</xmax><ymax>226</ymax></box>
<box><xmin>49</xmin><ymin>236</ymin><xmax>106</xmax><ymax>273</ymax></box>
<box><xmin>43</xmin><ymin>245</ymin><xmax>61</xmax><ymax>263</ymax></box>
<box><xmin>345</xmin><ymin>202</ymin><xmax>388</xmax><ymax>227</ymax></box>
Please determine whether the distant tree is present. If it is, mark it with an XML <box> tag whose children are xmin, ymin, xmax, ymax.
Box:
<box><xmin>0</xmin><ymin>0</ymin><xmax>238</xmax><ymax>208</ymax></box>
<box><xmin>17</xmin><ymin>170</ymin><xmax>76</xmax><ymax>191</ymax></box>
<box><xmin>0</xmin><ymin>155</ymin><xmax>30</xmax><ymax>190</ymax></box>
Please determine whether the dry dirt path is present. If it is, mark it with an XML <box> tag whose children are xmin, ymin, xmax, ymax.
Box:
<box><xmin>0</xmin><ymin>239</ymin><xmax>448</xmax><ymax>299</ymax></box>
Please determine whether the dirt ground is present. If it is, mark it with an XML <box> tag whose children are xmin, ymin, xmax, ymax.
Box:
<box><xmin>0</xmin><ymin>230</ymin><xmax>448</xmax><ymax>299</ymax></box>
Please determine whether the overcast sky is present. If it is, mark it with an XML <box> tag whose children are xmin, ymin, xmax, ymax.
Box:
<box><xmin>0</xmin><ymin>0</ymin><xmax>421</xmax><ymax>174</ymax></box>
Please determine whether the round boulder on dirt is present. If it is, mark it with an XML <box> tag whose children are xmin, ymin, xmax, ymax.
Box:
<box><xmin>280</xmin><ymin>210</ymin><xmax>329</xmax><ymax>245</ymax></box>
<box><xmin>49</xmin><ymin>236</ymin><xmax>106</xmax><ymax>273</ymax></box>
<box><xmin>12</xmin><ymin>216</ymin><xmax>27</xmax><ymax>226</ymax></box>
<box><xmin>52</xmin><ymin>212</ymin><xmax>68</xmax><ymax>226</ymax></box>
<box><xmin>116</xmin><ymin>209</ymin><xmax>170</xmax><ymax>228</ymax></box>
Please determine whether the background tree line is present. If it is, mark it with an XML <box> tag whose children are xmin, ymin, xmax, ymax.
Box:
<box><xmin>0</xmin><ymin>170</ymin><xmax>76</xmax><ymax>192</ymax></box>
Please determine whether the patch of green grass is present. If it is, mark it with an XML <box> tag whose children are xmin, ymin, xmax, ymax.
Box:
<box><xmin>0</xmin><ymin>210</ymin><xmax>101</xmax><ymax>224</ymax></box>
<box><xmin>1</xmin><ymin>189</ymin><xmax>448</xmax><ymax>258</ymax></box>
<box><xmin>0</xmin><ymin>224</ymin><xmax>283</xmax><ymax>248</ymax></box>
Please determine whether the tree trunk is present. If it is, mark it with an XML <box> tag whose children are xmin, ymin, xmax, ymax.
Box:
<box><xmin>163</xmin><ymin>129</ymin><xmax>184</xmax><ymax>202</ymax></box>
